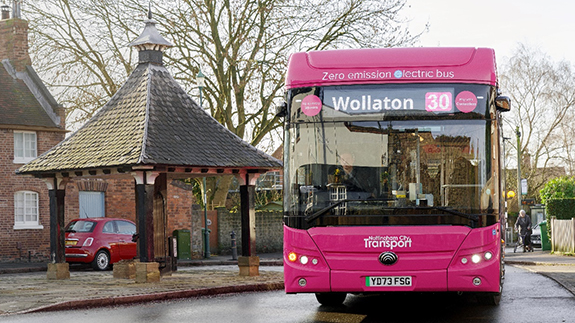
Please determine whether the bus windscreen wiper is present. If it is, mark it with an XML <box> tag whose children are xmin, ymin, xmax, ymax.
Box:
<box><xmin>305</xmin><ymin>198</ymin><xmax>394</xmax><ymax>223</ymax></box>
<box><xmin>305</xmin><ymin>199</ymin><xmax>350</xmax><ymax>223</ymax></box>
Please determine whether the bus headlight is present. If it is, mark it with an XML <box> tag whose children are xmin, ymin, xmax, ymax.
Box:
<box><xmin>471</xmin><ymin>254</ymin><xmax>481</xmax><ymax>264</ymax></box>
<box><xmin>484</xmin><ymin>251</ymin><xmax>493</xmax><ymax>260</ymax></box>
<box><xmin>288</xmin><ymin>252</ymin><xmax>297</xmax><ymax>262</ymax></box>
<box><xmin>300</xmin><ymin>255</ymin><xmax>309</xmax><ymax>265</ymax></box>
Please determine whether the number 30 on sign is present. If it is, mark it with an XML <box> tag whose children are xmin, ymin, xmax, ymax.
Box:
<box><xmin>425</xmin><ymin>92</ymin><xmax>453</xmax><ymax>112</ymax></box>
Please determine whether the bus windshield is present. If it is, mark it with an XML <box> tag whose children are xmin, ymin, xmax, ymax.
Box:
<box><xmin>284</xmin><ymin>84</ymin><xmax>499</xmax><ymax>229</ymax></box>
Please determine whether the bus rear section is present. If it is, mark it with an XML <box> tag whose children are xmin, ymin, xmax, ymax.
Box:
<box><xmin>281</xmin><ymin>47</ymin><xmax>510</xmax><ymax>306</ymax></box>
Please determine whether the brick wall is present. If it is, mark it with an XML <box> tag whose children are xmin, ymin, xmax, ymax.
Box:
<box><xmin>0</xmin><ymin>129</ymin><xmax>64</xmax><ymax>262</ymax></box>
<box><xmin>65</xmin><ymin>176</ymin><xmax>193</xmax><ymax>227</ymax></box>
<box><xmin>64</xmin><ymin>176</ymin><xmax>136</xmax><ymax>223</ymax></box>
<box><xmin>104</xmin><ymin>177</ymin><xmax>136</xmax><ymax>220</ymax></box>
<box><xmin>166</xmin><ymin>177</ymin><xmax>195</xmax><ymax>235</ymax></box>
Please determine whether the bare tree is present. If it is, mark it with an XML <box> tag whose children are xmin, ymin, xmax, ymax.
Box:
<box><xmin>24</xmin><ymin>0</ymin><xmax>424</xmax><ymax>206</ymax></box>
<box><xmin>25</xmin><ymin>0</ymin><xmax>143</xmax><ymax>126</ymax></box>
<box><xmin>500</xmin><ymin>44</ymin><xmax>575</xmax><ymax>202</ymax></box>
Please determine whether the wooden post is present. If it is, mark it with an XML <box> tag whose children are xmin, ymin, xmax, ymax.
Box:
<box><xmin>134</xmin><ymin>171</ymin><xmax>155</xmax><ymax>262</ymax></box>
<box><xmin>240</xmin><ymin>184</ymin><xmax>256</xmax><ymax>257</ymax></box>
<box><xmin>48</xmin><ymin>188</ymin><xmax>66</xmax><ymax>263</ymax></box>
<box><xmin>46</xmin><ymin>176</ymin><xmax>69</xmax><ymax>280</ymax></box>
<box><xmin>133</xmin><ymin>170</ymin><xmax>161</xmax><ymax>282</ymax></box>
<box><xmin>238</xmin><ymin>174</ymin><xmax>259</xmax><ymax>276</ymax></box>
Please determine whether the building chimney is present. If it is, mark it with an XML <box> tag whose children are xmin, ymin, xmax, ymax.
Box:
<box><xmin>0</xmin><ymin>1</ymin><xmax>31</xmax><ymax>71</ymax></box>
<box><xmin>12</xmin><ymin>0</ymin><xmax>21</xmax><ymax>19</ymax></box>
<box><xmin>1</xmin><ymin>5</ymin><xmax>9</xmax><ymax>20</ymax></box>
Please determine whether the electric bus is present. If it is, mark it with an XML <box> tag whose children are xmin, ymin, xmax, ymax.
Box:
<box><xmin>281</xmin><ymin>47</ymin><xmax>510</xmax><ymax>306</ymax></box>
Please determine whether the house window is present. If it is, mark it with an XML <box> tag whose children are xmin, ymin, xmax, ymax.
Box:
<box><xmin>14</xmin><ymin>191</ymin><xmax>43</xmax><ymax>230</ymax></box>
<box><xmin>79</xmin><ymin>191</ymin><xmax>105</xmax><ymax>218</ymax></box>
<box><xmin>256</xmin><ymin>171</ymin><xmax>283</xmax><ymax>190</ymax></box>
<box><xmin>14</xmin><ymin>131</ymin><xmax>37</xmax><ymax>164</ymax></box>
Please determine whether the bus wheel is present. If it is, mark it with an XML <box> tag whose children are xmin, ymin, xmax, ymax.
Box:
<box><xmin>477</xmin><ymin>292</ymin><xmax>501</xmax><ymax>305</ymax></box>
<box><xmin>315</xmin><ymin>293</ymin><xmax>347</xmax><ymax>306</ymax></box>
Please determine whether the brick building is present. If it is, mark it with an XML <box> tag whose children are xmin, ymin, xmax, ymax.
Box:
<box><xmin>0</xmin><ymin>3</ymin><xmax>66</xmax><ymax>262</ymax></box>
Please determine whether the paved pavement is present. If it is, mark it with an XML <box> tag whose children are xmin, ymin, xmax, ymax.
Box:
<box><xmin>0</xmin><ymin>249</ymin><xmax>573</xmax><ymax>316</ymax></box>
<box><xmin>0</xmin><ymin>254</ymin><xmax>284</xmax><ymax>316</ymax></box>
<box><xmin>504</xmin><ymin>247</ymin><xmax>575</xmax><ymax>297</ymax></box>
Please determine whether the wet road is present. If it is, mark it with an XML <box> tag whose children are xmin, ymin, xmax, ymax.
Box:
<box><xmin>1</xmin><ymin>266</ymin><xmax>574</xmax><ymax>323</ymax></box>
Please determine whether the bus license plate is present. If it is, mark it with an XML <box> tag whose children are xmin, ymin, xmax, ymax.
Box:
<box><xmin>366</xmin><ymin>276</ymin><xmax>412</xmax><ymax>287</ymax></box>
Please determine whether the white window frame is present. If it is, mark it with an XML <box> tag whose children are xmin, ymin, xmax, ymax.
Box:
<box><xmin>14</xmin><ymin>190</ymin><xmax>43</xmax><ymax>230</ymax></box>
<box><xmin>13</xmin><ymin>131</ymin><xmax>37</xmax><ymax>164</ymax></box>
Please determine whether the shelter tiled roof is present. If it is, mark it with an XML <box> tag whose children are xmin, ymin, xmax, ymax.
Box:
<box><xmin>17</xmin><ymin>60</ymin><xmax>281</xmax><ymax>175</ymax></box>
<box><xmin>17</xmin><ymin>12</ymin><xmax>281</xmax><ymax>176</ymax></box>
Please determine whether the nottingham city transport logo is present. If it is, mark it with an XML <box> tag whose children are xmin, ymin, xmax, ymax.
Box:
<box><xmin>364</xmin><ymin>235</ymin><xmax>412</xmax><ymax>250</ymax></box>
<box><xmin>379</xmin><ymin>251</ymin><xmax>399</xmax><ymax>265</ymax></box>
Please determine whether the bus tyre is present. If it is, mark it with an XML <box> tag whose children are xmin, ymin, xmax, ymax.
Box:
<box><xmin>477</xmin><ymin>292</ymin><xmax>501</xmax><ymax>305</ymax></box>
<box><xmin>315</xmin><ymin>292</ymin><xmax>347</xmax><ymax>306</ymax></box>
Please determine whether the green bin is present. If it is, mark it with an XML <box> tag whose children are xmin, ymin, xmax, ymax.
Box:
<box><xmin>539</xmin><ymin>221</ymin><xmax>551</xmax><ymax>251</ymax></box>
<box><xmin>173</xmin><ymin>229</ymin><xmax>191</xmax><ymax>260</ymax></box>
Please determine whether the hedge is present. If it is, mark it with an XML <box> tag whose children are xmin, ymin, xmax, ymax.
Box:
<box><xmin>545</xmin><ymin>198</ymin><xmax>575</xmax><ymax>240</ymax></box>
<box><xmin>546</xmin><ymin>198</ymin><xmax>575</xmax><ymax>220</ymax></box>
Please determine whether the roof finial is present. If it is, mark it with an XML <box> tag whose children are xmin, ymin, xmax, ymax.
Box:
<box><xmin>129</xmin><ymin>4</ymin><xmax>173</xmax><ymax>65</ymax></box>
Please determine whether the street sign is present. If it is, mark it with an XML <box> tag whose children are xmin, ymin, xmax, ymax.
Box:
<box><xmin>521</xmin><ymin>199</ymin><xmax>535</xmax><ymax>206</ymax></box>
<box><xmin>521</xmin><ymin>179</ymin><xmax>528</xmax><ymax>195</ymax></box>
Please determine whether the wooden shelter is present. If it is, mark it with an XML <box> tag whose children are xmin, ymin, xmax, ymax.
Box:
<box><xmin>16</xmin><ymin>10</ymin><xmax>281</xmax><ymax>280</ymax></box>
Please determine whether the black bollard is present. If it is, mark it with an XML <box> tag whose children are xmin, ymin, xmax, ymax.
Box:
<box><xmin>230</xmin><ymin>230</ymin><xmax>238</xmax><ymax>260</ymax></box>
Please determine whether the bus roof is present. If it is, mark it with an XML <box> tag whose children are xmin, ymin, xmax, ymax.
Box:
<box><xmin>285</xmin><ymin>47</ymin><xmax>497</xmax><ymax>89</ymax></box>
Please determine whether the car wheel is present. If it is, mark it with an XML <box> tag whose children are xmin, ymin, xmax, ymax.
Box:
<box><xmin>315</xmin><ymin>292</ymin><xmax>347</xmax><ymax>306</ymax></box>
<box><xmin>92</xmin><ymin>250</ymin><xmax>110</xmax><ymax>271</ymax></box>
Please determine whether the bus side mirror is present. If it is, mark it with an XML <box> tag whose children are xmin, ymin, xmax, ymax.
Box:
<box><xmin>495</xmin><ymin>96</ymin><xmax>511</xmax><ymax>112</ymax></box>
<box><xmin>276</xmin><ymin>101</ymin><xmax>287</xmax><ymax>118</ymax></box>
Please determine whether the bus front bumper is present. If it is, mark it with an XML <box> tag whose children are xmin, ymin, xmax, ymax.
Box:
<box><xmin>284</xmin><ymin>256</ymin><xmax>501</xmax><ymax>294</ymax></box>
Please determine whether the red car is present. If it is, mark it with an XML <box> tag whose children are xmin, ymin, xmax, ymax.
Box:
<box><xmin>65</xmin><ymin>218</ymin><xmax>137</xmax><ymax>270</ymax></box>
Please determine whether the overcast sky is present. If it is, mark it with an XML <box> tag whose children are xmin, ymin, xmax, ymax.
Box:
<box><xmin>404</xmin><ymin>0</ymin><xmax>575</xmax><ymax>65</ymax></box>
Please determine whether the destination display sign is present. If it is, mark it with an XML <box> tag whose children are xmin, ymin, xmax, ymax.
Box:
<box><xmin>320</xmin><ymin>86</ymin><xmax>481</xmax><ymax>115</ymax></box>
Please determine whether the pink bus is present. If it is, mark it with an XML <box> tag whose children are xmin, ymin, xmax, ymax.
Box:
<box><xmin>282</xmin><ymin>47</ymin><xmax>510</xmax><ymax>306</ymax></box>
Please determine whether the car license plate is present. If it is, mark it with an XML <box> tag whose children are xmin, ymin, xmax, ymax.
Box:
<box><xmin>366</xmin><ymin>276</ymin><xmax>412</xmax><ymax>287</ymax></box>
<box><xmin>65</xmin><ymin>240</ymin><xmax>77</xmax><ymax>246</ymax></box>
